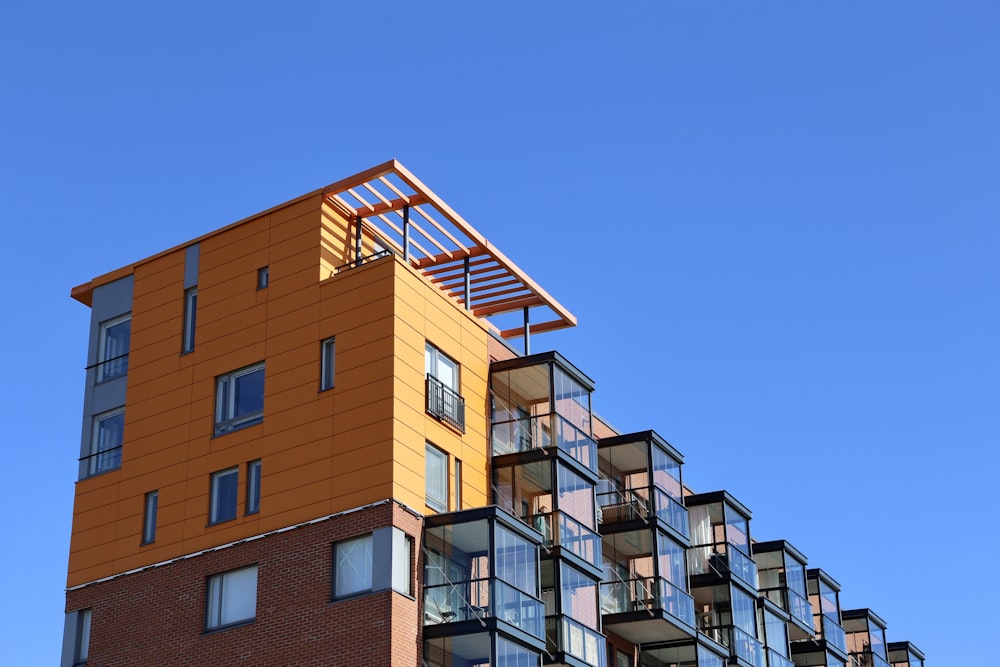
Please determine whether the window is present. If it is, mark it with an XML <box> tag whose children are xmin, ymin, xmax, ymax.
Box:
<box><xmin>142</xmin><ymin>490</ymin><xmax>158</xmax><ymax>544</ymax></box>
<box><xmin>246</xmin><ymin>459</ymin><xmax>261</xmax><ymax>515</ymax></box>
<box><xmin>182</xmin><ymin>287</ymin><xmax>197</xmax><ymax>353</ymax></box>
<box><xmin>85</xmin><ymin>408</ymin><xmax>124</xmax><ymax>476</ymax></box>
<box><xmin>72</xmin><ymin>609</ymin><xmax>91</xmax><ymax>665</ymax></box>
<box><xmin>425</xmin><ymin>443</ymin><xmax>448</xmax><ymax>512</ymax></box>
<box><xmin>425</xmin><ymin>342</ymin><xmax>459</xmax><ymax>391</ymax></box>
<box><xmin>257</xmin><ymin>266</ymin><xmax>269</xmax><ymax>289</ymax></box>
<box><xmin>209</xmin><ymin>467</ymin><xmax>238</xmax><ymax>524</ymax></box>
<box><xmin>206</xmin><ymin>565</ymin><xmax>258</xmax><ymax>630</ymax></box>
<box><xmin>425</xmin><ymin>343</ymin><xmax>465</xmax><ymax>432</ymax></box>
<box><xmin>97</xmin><ymin>313</ymin><xmax>130</xmax><ymax>382</ymax></box>
<box><xmin>214</xmin><ymin>363</ymin><xmax>265</xmax><ymax>435</ymax></box>
<box><xmin>333</xmin><ymin>535</ymin><xmax>373</xmax><ymax>598</ymax></box>
<box><xmin>454</xmin><ymin>458</ymin><xmax>462</xmax><ymax>510</ymax></box>
<box><xmin>320</xmin><ymin>337</ymin><xmax>335</xmax><ymax>391</ymax></box>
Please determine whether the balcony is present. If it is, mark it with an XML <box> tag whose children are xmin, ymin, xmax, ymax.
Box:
<box><xmin>426</xmin><ymin>374</ymin><xmax>466</xmax><ymax>432</ymax></box>
<box><xmin>79</xmin><ymin>445</ymin><xmax>122</xmax><ymax>477</ymax></box>
<box><xmin>530</xmin><ymin>510</ymin><xmax>601</xmax><ymax>567</ymax></box>
<box><xmin>851</xmin><ymin>652</ymin><xmax>891</xmax><ymax>667</ymax></box>
<box><xmin>731</xmin><ymin>626</ymin><xmax>766</xmax><ymax>667</ymax></box>
<box><xmin>424</xmin><ymin>577</ymin><xmax>544</xmax><ymax>639</ymax></box>
<box><xmin>822</xmin><ymin>615</ymin><xmax>848</xmax><ymax>654</ymax></box>
<box><xmin>597</xmin><ymin>485</ymin><xmax>689</xmax><ymax>539</ymax></box>
<box><xmin>601</xmin><ymin>576</ymin><xmax>696</xmax><ymax>643</ymax></box>
<box><xmin>753</xmin><ymin>540</ymin><xmax>813</xmax><ymax>640</ymax></box>
<box><xmin>690</xmin><ymin>544</ymin><xmax>758</xmax><ymax>590</ymax></box>
<box><xmin>546</xmin><ymin>615</ymin><xmax>606</xmax><ymax>667</ymax></box>
<box><xmin>493</xmin><ymin>413</ymin><xmax>596</xmax><ymax>472</ymax></box>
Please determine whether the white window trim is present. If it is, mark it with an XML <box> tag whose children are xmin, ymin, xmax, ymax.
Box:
<box><xmin>87</xmin><ymin>407</ymin><xmax>125</xmax><ymax>477</ymax></box>
<box><xmin>97</xmin><ymin>313</ymin><xmax>131</xmax><ymax>383</ymax></box>
<box><xmin>214</xmin><ymin>363</ymin><xmax>265</xmax><ymax>435</ymax></box>
<box><xmin>425</xmin><ymin>443</ymin><xmax>448</xmax><ymax>512</ymax></box>
<box><xmin>206</xmin><ymin>565</ymin><xmax>258</xmax><ymax>631</ymax></box>
<box><xmin>425</xmin><ymin>342</ymin><xmax>459</xmax><ymax>392</ymax></box>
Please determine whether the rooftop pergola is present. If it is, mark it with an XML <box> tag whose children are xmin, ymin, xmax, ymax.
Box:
<box><xmin>322</xmin><ymin>159</ymin><xmax>576</xmax><ymax>342</ymax></box>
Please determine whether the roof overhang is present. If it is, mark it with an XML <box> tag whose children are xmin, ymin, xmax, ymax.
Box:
<box><xmin>322</xmin><ymin>159</ymin><xmax>576</xmax><ymax>339</ymax></box>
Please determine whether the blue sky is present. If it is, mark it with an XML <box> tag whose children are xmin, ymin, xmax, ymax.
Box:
<box><xmin>2</xmin><ymin>1</ymin><xmax>997</xmax><ymax>663</ymax></box>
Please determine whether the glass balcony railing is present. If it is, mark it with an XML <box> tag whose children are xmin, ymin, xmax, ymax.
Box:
<box><xmin>767</xmin><ymin>648</ymin><xmax>795</xmax><ymax>667</ymax></box>
<box><xmin>654</xmin><ymin>486</ymin><xmax>689</xmax><ymax>538</ymax></box>
<box><xmin>491</xmin><ymin>414</ymin><xmax>596</xmax><ymax>471</ymax></box>
<box><xmin>546</xmin><ymin>615</ymin><xmax>606</xmax><ymax>667</ymax></box>
<box><xmin>728</xmin><ymin>547</ymin><xmax>758</xmax><ymax>589</ymax></box>
<box><xmin>851</xmin><ymin>651</ymin><xmax>890</xmax><ymax>667</ymax></box>
<box><xmin>600</xmin><ymin>576</ymin><xmax>695</xmax><ymax>628</ymax></box>
<box><xmin>822</xmin><ymin>615</ymin><xmax>848</xmax><ymax>653</ymax></box>
<box><xmin>732</xmin><ymin>626</ymin><xmax>766</xmax><ymax>667</ymax></box>
<box><xmin>530</xmin><ymin>511</ymin><xmax>600</xmax><ymax>566</ymax></box>
<box><xmin>423</xmin><ymin>578</ymin><xmax>544</xmax><ymax>639</ymax></box>
<box><xmin>762</xmin><ymin>587</ymin><xmax>812</xmax><ymax>629</ymax></box>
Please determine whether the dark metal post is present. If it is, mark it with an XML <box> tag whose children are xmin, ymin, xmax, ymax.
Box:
<box><xmin>464</xmin><ymin>256</ymin><xmax>471</xmax><ymax>310</ymax></box>
<box><xmin>402</xmin><ymin>205</ymin><xmax>410</xmax><ymax>263</ymax></box>
<box><xmin>523</xmin><ymin>307</ymin><xmax>531</xmax><ymax>355</ymax></box>
<box><xmin>355</xmin><ymin>215</ymin><xmax>363</xmax><ymax>267</ymax></box>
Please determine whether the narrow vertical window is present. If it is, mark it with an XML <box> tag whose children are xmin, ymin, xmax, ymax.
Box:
<box><xmin>257</xmin><ymin>266</ymin><xmax>269</xmax><ymax>289</ymax></box>
<box><xmin>209</xmin><ymin>467</ymin><xmax>239</xmax><ymax>524</ymax></box>
<box><xmin>97</xmin><ymin>314</ymin><xmax>131</xmax><ymax>382</ymax></box>
<box><xmin>74</xmin><ymin>609</ymin><xmax>92</xmax><ymax>665</ymax></box>
<box><xmin>425</xmin><ymin>443</ymin><xmax>447</xmax><ymax>512</ymax></box>
<box><xmin>246</xmin><ymin>459</ymin><xmax>261</xmax><ymax>515</ymax></box>
<box><xmin>214</xmin><ymin>363</ymin><xmax>265</xmax><ymax>435</ymax></box>
<box><xmin>142</xmin><ymin>490</ymin><xmax>158</xmax><ymax>544</ymax></box>
<box><xmin>454</xmin><ymin>458</ymin><xmax>462</xmax><ymax>511</ymax></box>
<box><xmin>182</xmin><ymin>287</ymin><xmax>197</xmax><ymax>353</ymax></box>
<box><xmin>320</xmin><ymin>337</ymin><xmax>335</xmax><ymax>391</ymax></box>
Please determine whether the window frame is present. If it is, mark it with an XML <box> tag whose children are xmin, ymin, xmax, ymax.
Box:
<box><xmin>96</xmin><ymin>313</ymin><xmax>131</xmax><ymax>382</ymax></box>
<box><xmin>425</xmin><ymin>342</ymin><xmax>459</xmax><ymax>392</ymax></box>
<box><xmin>209</xmin><ymin>467</ymin><xmax>239</xmax><ymax>525</ymax></box>
<box><xmin>214</xmin><ymin>362</ymin><xmax>265</xmax><ymax>435</ymax></box>
<box><xmin>257</xmin><ymin>266</ymin><xmax>269</xmax><ymax>290</ymax></box>
<box><xmin>425</xmin><ymin>443</ymin><xmax>448</xmax><ymax>512</ymax></box>
<box><xmin>141</xmin><ymin>490</ymin><xmax>158</xmax><ymax>545</ymax></box>
<box><xmin>320</xmin><ymin>337</ymin><xmax>336</xmax><ymax>391</ymax></box>
<box><xmin>332</xmin><ymin>535</ymin><xmax>374</xmax><ymax>599</ymax></box>
<box><xmin>182</xmin><ymin>287</ymin><xmax>197</xmax><ymax>353</ymax></box>
<box><xmin>245</xmin><ymin>459</ymin><xmax>261</xmax><ymax>515</ymax></box>
<box><xmin>205</xmin><ymin>565</ymin><xmax>258</xmax><ymax>632</ymax></box>
<box><xmin>454</xmin><ymin>458</ymin><xmax>462</xmax><ymax>511</ymax></box>
<box><xmin>85</xmin><ymin>407</ymin><xmax>125</xmax><ymax>477</ymax></box>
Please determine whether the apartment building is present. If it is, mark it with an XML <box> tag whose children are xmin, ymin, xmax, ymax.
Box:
<box><xmin>61</xmin><ymin>161</ymin><xmax>924</xmax><ymax>666</ymax></box>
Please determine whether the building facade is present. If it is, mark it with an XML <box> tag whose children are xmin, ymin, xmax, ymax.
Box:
<box><xmin>62</xmin><ymin>161</ymin><xmax>923</xmax><ymax>666</ymax></box>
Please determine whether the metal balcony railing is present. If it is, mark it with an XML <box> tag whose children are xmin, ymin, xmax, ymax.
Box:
<box><xmin>597</xmin><ymin>485</ymin><xmax>689</xmax><ymax>538</ymax></box>
<box><xmin>426</xmin><ymin>374</ymin><xmax>466</xmax><ymax>432</ymax></box>
<box><xmin>79</xmin><ymin>445</ymin><xmax>122</xmax><ymax>477</ymax></box>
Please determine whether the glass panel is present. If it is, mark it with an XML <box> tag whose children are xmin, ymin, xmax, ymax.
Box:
<box><xmin>558</xmin><ymin>463</ymin><xmax>596</xmax><ymax>529</ymax></box>
<box><xmin>497</xmin><ymin>636</ymin><xmax>542</xmax><ymax>667</ymax></box>
<box><xmin>320</xmin><ymin>337</ymin><xmax>335</xmax><ymax>390</ymax></box>
<box><xmin>234</xmin><ymin>367</ymin><xmax>265</xmax><ymax>419</ymax></box>
<box><xmin>651</xmin><ymin>446</ymin><xmax>682</xmax><ymax>499</ymax></box>
<box><xmin>246</xmin><ymin>460</ymin><xmax>261</xmax><ymax>514</ymax></box>
<box><xmin>425</xmin><ymin>444</ymin><xmax>447</xmax><ymax>511</ymax></box>
<box><xmin>335</xmin><ymin>535</ymin><xmax>373</xmax><ymax>597</ymax></box>
<box><xmin>98</xmin><ymin>315</ymin><xmax>130</xmax><ymax>381</ymax></box>
<box><xmin>560</xmin><ymin>562</ymin><xmax>599</xmax><ymax>628</ymax></box>
<box><xmin>90</xmin><ymin>410</ymin><xmax>124</xmax><ymax>475</ymax></box>
<box><xmin>554</xmin><ymin>511</ymin><xmax>600</xmax><ymax>565</ymax></box>
<box><xmin>142</xmin><ymin>491</ymin><xmax>158</xmax><ymax>544</ymax></box>
<box><xmin>210</xmin><ymin>468</ymin><xmax>238</xmax><ymax>523</ymax></box>
<box><xmin>657</xmin><ymin>532</ymin><xmax>687</xmax><ymax>587</ymax></box>
<box><xmin>553</xmin><ymin>366</ymin><xmax>591</xmax><ymax>435</ymax></box>
<box><xmin>495</xmin><ymin>524</ymin><xmax>537</xmax><ymax>595</ymax></box>
<box><xmin>547</xmin><ymin>615</ymin><xmax>606</xmax><ymax>667</ymax></box>
<box><xmin>654</xmin><ymin>486</ymin><xmax>689</xmax><ymax>538</ymax></box>
<box><xmin>823</xmin><ymin>616</ymin><xmax>848</xmax><ymax>653</ymax></box>
<box><xmin>219</xmin><ymin>566</ymin><xmax>257</xmax><ymax>626</ymax></box>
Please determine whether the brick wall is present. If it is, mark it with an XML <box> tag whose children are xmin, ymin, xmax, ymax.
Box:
<box><xmin>65</xmin><ymin>500</ymin><xmax>423</xmax><ymax>666</ymax></box>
